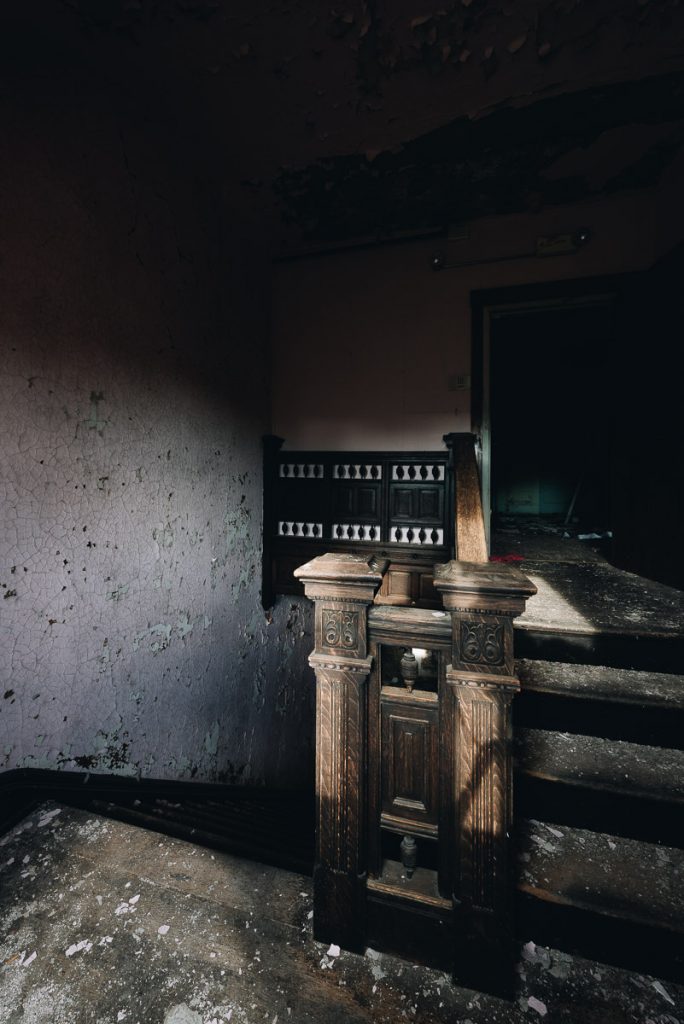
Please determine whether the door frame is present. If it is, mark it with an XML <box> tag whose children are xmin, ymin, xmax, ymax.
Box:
<box><xmin>470</xmin><ymin>274</ymin><xmax>629</xmax><ymax>548</ymax></box>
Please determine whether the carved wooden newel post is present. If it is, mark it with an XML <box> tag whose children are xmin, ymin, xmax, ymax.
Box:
<box><xmin>433</xmin><ymin>561</ymin><xmax>537</xmax><ymax>991</ymax></box>
<box><xmin>294</xmin><ymin>553</ymin><xmax>384</xmax><ymax>951</ymax></box>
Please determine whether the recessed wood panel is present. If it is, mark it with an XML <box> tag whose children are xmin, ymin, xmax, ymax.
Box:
<box><xmin>357</xmin><ymin>486</ymin><xmax>379</xmax><ymax>518</ymax></box>
<box><xmin>381</xmin><ymin>701</ymin><xmax>438</xmax><ymax>826</ymax></box>
<box><xmin>418</xmin><ymin>572</ymin><xmax>436</xmax><ymax>603</ymax></box>
<box><xmin>280</xmin><ymin>480</ymin><xmax>324</xmax><ymax>518</ymax></box>
<box><xmin>334</xmin><ymin>485</ymin><xmax>355</xmax><ymax>516</ymax></box>
<box><xmin>418</xmin><ymin>487</ymin><xmax>443</xmax><ymax>521</ymax></box>
<box><xmin>391</xmin><ymin>487</ymin><xmax>414</xmax><ymax>520</ymax></box>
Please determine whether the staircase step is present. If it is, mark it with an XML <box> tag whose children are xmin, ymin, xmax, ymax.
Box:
<box><xmin>517</xmin><ymin>818</ymin><xmax>684</xmax><ymax>979</ymax></box>
<box><xmin>514</xmin><ymin>625</ymin><xmax>684</xmax><ymax>674</ymax></box>
<box><xmin>516</xmin><ymin>728</ymin><xmax>684</xmax><ymax>804</ymax></box>
<box><xmin>518</xmin><ymin>818</ymin><xmax>684</xmax><ymax>931</ymax></box>
<box><xmin>514</xmin><ymin>560</ymin><xmax>684</xmax><ymax>673</ymax></box>
<box><xmin>88</xmin><ymin>797</ymin><xmax>314</xmax><ymax>876</ymax></box>
<box><xmin>515</xmin><ymin>660</ymin><xmax>684</xmax><ymax>748</ymax></box>
<box><xmin>515</xmin><ymin>729</ymin><xmax>684</xmax><ymax>845</ymax></box>
<box><xmin>517</xmin><ymin>659</ymin><xmax>684</xmax><ymax>708</ymax></box>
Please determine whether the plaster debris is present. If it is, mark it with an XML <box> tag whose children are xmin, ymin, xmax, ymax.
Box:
<box><xmin>544</xmin><ymin>825</ymin><xmax>564</xmax><ymax>838</ymax></box>
<box><xmin>115</xmin><ymin>898</ymin><xmax>139</xmax><ymax>916</ymax></box>
<box><xmin>22</xmin><ymin>951</ymin><xmax>37</xmax><ymax>967</ymax></box>
<box><xmin>653</xmin><ymin>980</ymin><xmax>675</xmax><ymax>1005</ymax></box>
<box><xmin>65</xmin><ymin>939</ymin><xmax>93</xmax><ymax>957</ymax></box>
<box><xmin>163</xmin><ymin>1006</ymin><xmax>203</xmax><ymax>1024</ymax></box>
<box><xmin>327</xmin><ymin>944</ymin><xmax>341</xmax><ymax>957</ymax></box>
<box><xmin>37</xmin><ymin>808</ymin><xmax>61</xmax><ymax>827</ymax></box>
<box><xmin>158</xmin><ymin>924</ymin><xmax>170</xmax><ymax>935</ymax></box>
<box><xmin>528</xmin><ymin>996</ymin><xmax>548</xmax><ymax>1016</ymax></box>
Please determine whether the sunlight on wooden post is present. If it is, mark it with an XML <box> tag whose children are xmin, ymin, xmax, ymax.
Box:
<box><xmin>434</xmin><ymin>559</ymin><xmax>537</xmax><ymax>992</ymax></box>
<box><xmin>294</xmin><ymin>552</ymin><xmax>385</xmax><ymax>951</ymax></box>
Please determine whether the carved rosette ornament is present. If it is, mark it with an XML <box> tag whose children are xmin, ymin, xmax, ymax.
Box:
<box><xmin>294</xmin><ymin>552</ymin><xmax>386</xmax><ymax>952</ymax></box>
<box><xmin>433</xmin><ymin>560</ymin><xmax>537</xmax><ymax>991</ymax></box>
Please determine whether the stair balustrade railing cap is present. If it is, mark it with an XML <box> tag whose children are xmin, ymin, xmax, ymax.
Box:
<box><xmin>433</xmin><ymin>559</ymin><xmax>537</xmax><ymax>614</ymax></box>
<box><xmin>294</xmin><ymin>552</ymin><xmax>387</xmax><ymax>602</ymax></box>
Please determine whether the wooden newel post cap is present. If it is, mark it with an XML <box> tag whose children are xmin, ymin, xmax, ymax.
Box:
<box><xmin>432</xmin><ymin>560</ymin><xmax>537</xmax><ymax>616</ymax></box>
<box><xmin>294</xmin><ymin>552</ymin><xmax>387</xmax><ymax>603</ymax></box>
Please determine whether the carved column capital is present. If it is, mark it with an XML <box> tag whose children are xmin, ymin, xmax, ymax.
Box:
<box><xmin>296</xmin><ymin>551</ymin><xmax>385</xmax><ymax>662</ymax></box>
<box><xmin>434</xmin><ymin>560</ymin><xmax>536</xmax><ymax>676</ymax></box>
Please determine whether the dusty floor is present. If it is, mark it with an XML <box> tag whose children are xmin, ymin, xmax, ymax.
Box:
<box><xmin>490</xmin><ymin>523</ymin><xmax>684</xmax><ymax>638</ymax></box>
<box><xmin>1</xmin><ymin>804</ymin><xmax>682</xmax><ymax>1024</ymax></box>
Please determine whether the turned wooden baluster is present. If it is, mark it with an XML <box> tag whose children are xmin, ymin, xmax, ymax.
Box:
<box><xmin>294</xmin><ymin>552</ymin><xmax>385</xmax><ymax>951</ymax></box>
<box><xmin>433</xmin><ymin>560</ymin><xmax>537</xmax><ymax>991</ymax></box>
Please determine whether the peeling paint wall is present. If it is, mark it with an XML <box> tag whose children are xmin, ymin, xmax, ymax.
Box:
<box><xmin>0</xmin><ymin>48</ymin><xmax>314</xmax><ymax>788</ymax></box>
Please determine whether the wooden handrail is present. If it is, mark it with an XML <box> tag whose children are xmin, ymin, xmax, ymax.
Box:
<box><xmin>443</xmin><ymin>433</ymin><xmax>488</xmax><ymax>563</ymax></box>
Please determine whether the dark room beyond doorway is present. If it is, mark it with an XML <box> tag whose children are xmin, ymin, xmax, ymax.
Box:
<box><xmin>489</xmin><ymin>302</ymin><xmax>614</xmax><ymax>551</ymax></box>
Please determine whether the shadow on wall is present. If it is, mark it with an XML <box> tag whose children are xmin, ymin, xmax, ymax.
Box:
<box><xmin>0</xmin><ymin>27</ymin><xmax>314</xmax><ymax>790</ymax></box>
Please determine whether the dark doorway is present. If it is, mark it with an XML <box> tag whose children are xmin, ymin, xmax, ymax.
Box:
<box><xmin>489</xmin><ymin>302</ymin><xmax>614</xmax><ymax>537</ymax></box>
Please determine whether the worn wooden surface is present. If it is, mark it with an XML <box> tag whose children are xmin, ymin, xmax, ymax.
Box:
<box><xmin>515</xmin><ymin>728</ymin><xmax>684</xmax><ymax>804</ymax></box>
<box><xmin>517</xmin><ymin>559</ymin><xmax>684</xmax><ymax>639</ymax></box>
<box><xmin>368</xmin><ymin>605</ymin><xmax>451</xmax><ymax>645</ymax></box>
<box><xmin>297</xmin><ymin>553</ymin><xmax>383</xmax><ymax>951</ymax></box>
<box><xmin>516</xmin><ymin>659</ymin><xmax>684</xmax><ymax>707</ymax></box>
<box><xmin>517</xmin><ymin>818</ymin><xmax>684</xmax><ymax>934</ymax></box>
<box><xmin>444</xmin><ymin>433</ymin><xmax>488</xmax><ymax>564</ymax></box>
<box><xmin>433</xmin><ymin>558</ymin><xmax>536</xmax><ymax>990</ymax></box>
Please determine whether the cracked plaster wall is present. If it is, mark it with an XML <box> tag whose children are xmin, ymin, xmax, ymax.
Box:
<box><xmin>0</xmin><ymin>54</ymin><xmax>314</xmax><ymax>788</ymax></box>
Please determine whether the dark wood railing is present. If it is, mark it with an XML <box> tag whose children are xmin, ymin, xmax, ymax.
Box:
<box><xmin>295</xmin><ymin>551</ymin><xmax>536</xmax><ymax>993</ymax></box>
<box><xmin>444</xmin><ymin>432</ymin><xmax>488</xmax><ymax>563</ymax></box>
<box><xmin>263</xmin><ymin>434</ymin><xmax>488</xmax><ymax>608</ymax></box>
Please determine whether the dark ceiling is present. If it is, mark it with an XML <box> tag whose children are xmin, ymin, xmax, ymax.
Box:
<box><xmin>3</xmin><ymin>1</ymin><xmax>684</xmax><ymax>251</ymax></box>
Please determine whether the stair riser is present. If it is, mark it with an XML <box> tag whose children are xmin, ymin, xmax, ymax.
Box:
<box><xmin>517</xmin><ymin>890</ymin><xmax>684</xmax><ymax>984</ymax></box>
<box><xmin>516</xmin><ymin>775</ymin><xmax>683</xmax><ymax>848</ymax></box>
<box><xmin>515</xmin><ymin>629</ymin><xmax>684</xmax><ymax>674</ymax></box>
<box><xmin>514</xmin><ymin>692</ymin><xmax>684</xmax><ymax>750</ymax></box>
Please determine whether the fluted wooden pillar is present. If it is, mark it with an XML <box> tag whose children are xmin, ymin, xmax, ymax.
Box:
<box><xmin>294</xmin><ymin>552</ymin><xmax>385</xmax><ymax>951</ymax></box>
<box><xmin>433</xmin><ymin>560</ymin><xmax>536</xmax><ymax>991</ymax></box>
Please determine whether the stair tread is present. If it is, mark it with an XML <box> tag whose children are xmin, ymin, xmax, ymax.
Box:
<box><xmin>517</xmin><ymin>658</ymin><xmax>684</xmax><ymax>708</ymax></box>
<box><xmin>515</xmin><ymin>560</ymin><xmax>684</xmax><ymax>638</ymax></box>
<box><xmin>516</xmin><ymin>727</ymin><xmax>684</xmax><ymax>802</ymax></box>
<box><xmin>518</xmin><ymin>818</ymin><xmax>684</xmax><ymax>932</ymax></box>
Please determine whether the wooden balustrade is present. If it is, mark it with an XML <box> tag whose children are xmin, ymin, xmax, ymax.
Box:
<box><xmin>295</xmin><ymin>550</ymin><xmax>536</xmax><ymax>993</ymax></box>
<box><xmin>263</xmin><ymin>434</ymin><xmax>489</xmax><ymax>610</ymax></box>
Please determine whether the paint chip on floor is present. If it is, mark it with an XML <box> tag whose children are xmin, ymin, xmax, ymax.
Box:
<box><xmin>652</xmin><ymin>980</ymin><xmax>674</xmax><ymax>1005</ymax></box>
<box><xmin>528</xmin><ymin>995</ymin><xmax>548</xmax><ymax>1016</ymax></box>
<box><xmin>37</xmin><ymin>808</ymin><xmax>62</xmax><ymax>827</ymax></box>
<box><xmin>65</xmin><ymin>939</ymin><xmax>93</xmax><ymax>957</ymax></box>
